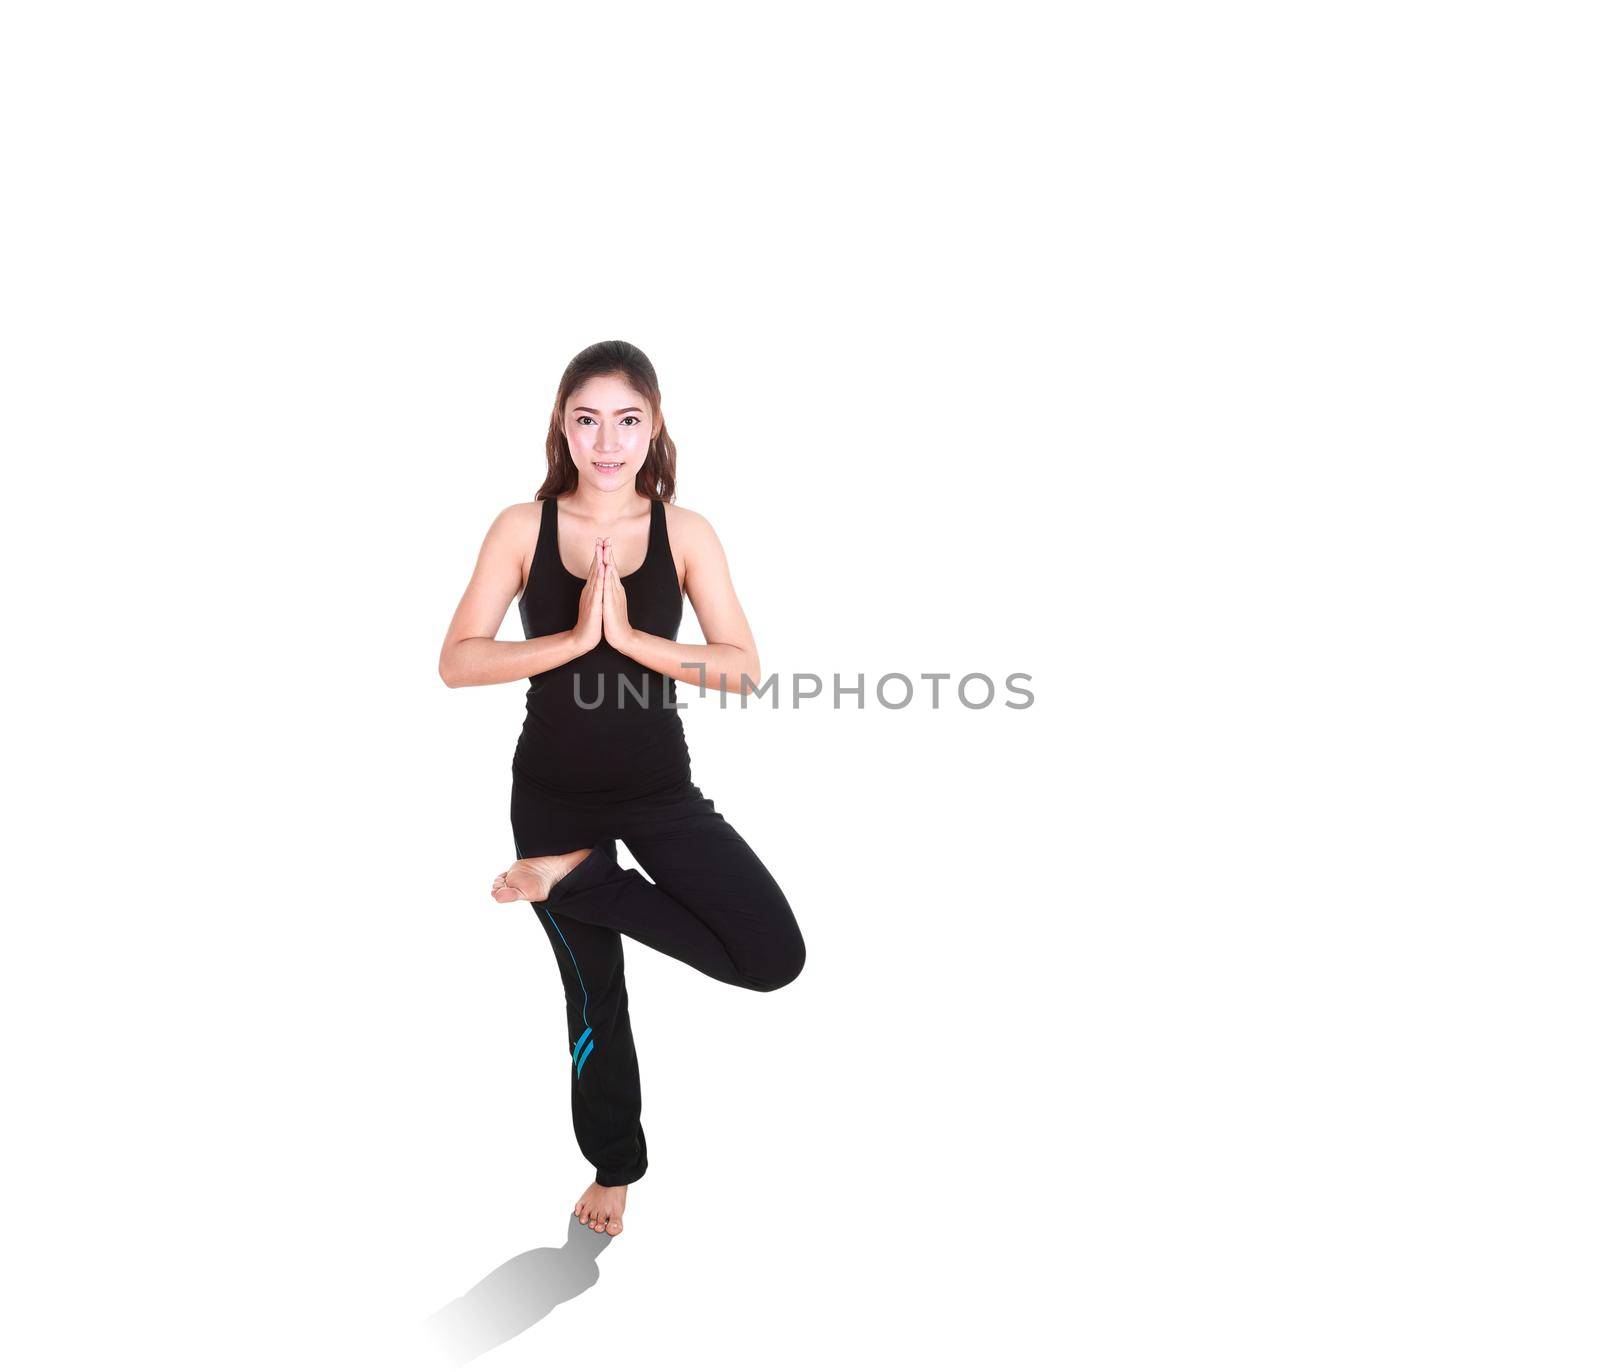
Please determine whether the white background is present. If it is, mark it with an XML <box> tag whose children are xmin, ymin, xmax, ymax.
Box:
<box><xmin>4</xmin><ymin>3</ymin><xmax>1596</xmax><ymax>1368</ymax></box>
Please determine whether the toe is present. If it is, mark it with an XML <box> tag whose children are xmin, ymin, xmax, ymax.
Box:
<box><xmin>605</xmin><ymin>1218</ymin><xmax>622</xmax><ymax>1235</ymax></box>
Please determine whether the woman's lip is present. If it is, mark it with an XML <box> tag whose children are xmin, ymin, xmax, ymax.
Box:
<box><xmin>594</xmin><ymin>461</ymin><xmax>622</xmax><ymax>469</ymax></box>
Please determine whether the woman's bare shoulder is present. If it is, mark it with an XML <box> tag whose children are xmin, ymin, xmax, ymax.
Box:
<box><xmin>492</xmin><ymin>499</ymin><xmax>543</xmax><ymax>538</ymax></box>
<box><xmin>662</xmin><ymin>501</ymin><xmax>715</xmax><ymax>542</ymax></box>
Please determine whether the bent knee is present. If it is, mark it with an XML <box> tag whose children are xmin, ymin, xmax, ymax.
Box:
<box><xmin>748</xmin><ymin>936</ymin><xmax>806</xmax><ymax>992</ymax></box>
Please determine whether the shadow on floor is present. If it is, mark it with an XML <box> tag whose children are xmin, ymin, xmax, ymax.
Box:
<box><xmin>420</xmin><ymin>1214</ymin><xmax>613</xmax><ymax>1366</ymax></box>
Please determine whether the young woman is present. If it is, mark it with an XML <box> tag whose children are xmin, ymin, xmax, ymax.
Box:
<box><xmin>438</xmin><ymin>341</ymin><xmax>806</xmax><ymax>1239</ymax></box>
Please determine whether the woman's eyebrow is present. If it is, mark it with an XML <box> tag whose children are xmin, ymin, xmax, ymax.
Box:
<box><xmin>572</xmin><ymin>405</ymin><xmax>644</xmax><ymax>415</ymax></box>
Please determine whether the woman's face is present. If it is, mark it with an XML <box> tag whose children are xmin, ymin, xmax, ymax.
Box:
<box><xmin>564</xmin><ymin>374</ymin><xmax>656</xmax><ymax>494</ymax></box>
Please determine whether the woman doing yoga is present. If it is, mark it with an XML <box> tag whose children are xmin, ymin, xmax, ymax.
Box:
<box><xmin>437</xmin><ymin>341</ymin><xmax>806</xmax><ymax>1239</ymax></box>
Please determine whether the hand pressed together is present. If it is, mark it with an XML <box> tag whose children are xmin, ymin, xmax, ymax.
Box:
<box><xmin>598</xmin><ymin>536</ymin><xmax>638</xmax><ymax>654</ymax></box>
<box><xmin>570</xmin><ymin>536</ymin><xmax>640</xmax><ymax>659</ymax></box>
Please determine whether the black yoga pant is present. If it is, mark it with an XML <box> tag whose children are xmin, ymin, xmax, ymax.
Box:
<box><xmin>509</xmin><ymin>772</ymin><xmax>806</xmax><ymax>1187</ymax></box>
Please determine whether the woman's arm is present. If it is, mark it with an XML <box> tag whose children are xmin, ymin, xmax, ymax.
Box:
<box><xmin>605</xmin><ymin>506</ymin><xmax>761</xmax><ymax>694</ymax></box>
<box><xmin>438</xmin><ymin>504</ymin><xmax>600</xmax><ymax>688</ymax></box>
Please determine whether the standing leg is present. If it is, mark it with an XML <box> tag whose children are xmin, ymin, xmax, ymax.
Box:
<box><xmin>511</xmin><ymin>776</ymin><xmax>649</xmax><ymax>1192</ymax></box>
<box><xmin>527</xmin><ymin>852</ymin><xmax>648</xmax><ymax>1188</ymax></box>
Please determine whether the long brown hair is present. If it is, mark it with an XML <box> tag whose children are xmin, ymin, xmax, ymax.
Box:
<box><xmin>536</xmin><ymin>341</ymin><xmax>678</xmax><ymax>502</ymax></box>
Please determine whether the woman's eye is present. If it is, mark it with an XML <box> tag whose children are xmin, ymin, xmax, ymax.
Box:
<box><xmin>620</xmin><ymin>416</ymin><xmax>639</xmax><ymax>425</ymax></box>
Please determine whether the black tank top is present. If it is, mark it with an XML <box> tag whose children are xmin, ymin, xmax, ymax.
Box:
<box><xmin>512</xmin><ymin>496</ymin><xmax>692</xmax><ymax>801</ymax></box>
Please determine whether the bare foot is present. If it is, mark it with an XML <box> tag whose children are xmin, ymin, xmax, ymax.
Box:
<box><xmin>491</xmin><ymin>848</ymin><xmax>593</xmax><ymax>904</ymax></box>
<box><xmin>574</xmin><ymin>1180</ymin><xmax>627</xmax><ymax>1236</ymax></box>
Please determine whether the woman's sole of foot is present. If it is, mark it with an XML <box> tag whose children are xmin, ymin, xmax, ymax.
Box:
<box><xmin>491</xmin><ymin>848</ymin><xmax>592</xmax><ymax>904</ymax></box>
<box><xmin>575</xmin><ymin>1181</ymin><xmax>626</xmax><ymax>1235</ymax></box>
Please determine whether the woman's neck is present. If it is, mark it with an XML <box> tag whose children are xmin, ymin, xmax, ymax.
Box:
<box><xmin>563</xmin><ymin>484</ymin><xmax>649</xmax><ymax>523</ymax></box>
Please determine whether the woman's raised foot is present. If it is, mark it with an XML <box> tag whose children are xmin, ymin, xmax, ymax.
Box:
<box><xmin>491</xmin><ymin>848</ymin><xmax>592</xmax><ymax>904</ymax></box>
